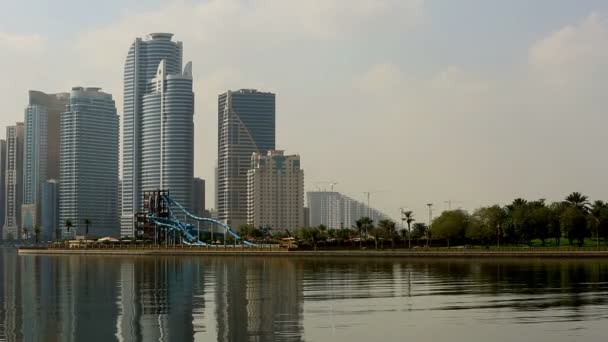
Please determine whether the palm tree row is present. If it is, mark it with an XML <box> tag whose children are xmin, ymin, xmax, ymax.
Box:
<box><xmin>430</xmin><ymin>192</ymin><xmax>608</xmax><ymax>247</ymax></box>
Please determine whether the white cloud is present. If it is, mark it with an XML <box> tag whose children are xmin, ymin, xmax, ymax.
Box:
<box><xmin>529</xmin><ymin>13</ymin><xmax>608</xmax><ymax>87</ymax></box>
<box><xmin>5</xmin><ymin>3</ymin><xmax>608</xmax><ymax>220</ymax></box>
<box><xmin>0</xmin><ymin>31</ymin><xmax>44</xmax><ymax>52</ymax></box>
<box><xmin>60</xmin><ymin>0</ymin><xmax>425</xmax><ymax>211</ymax></box>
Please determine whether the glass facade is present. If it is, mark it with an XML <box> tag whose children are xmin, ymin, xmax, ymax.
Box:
<box><xmin>217</xmin><ymin>89</ymin><xmax>276</xmax><ymax>227</ymax></box>
<box><xmin>121</xmin><ymin>33</ymin><xmax>193</xmax><ymax>237</ymax></box>
<box><xmin>59</xmin><ymin>87</ymin><xmax>119</xmax><ymax>238</ymax></box>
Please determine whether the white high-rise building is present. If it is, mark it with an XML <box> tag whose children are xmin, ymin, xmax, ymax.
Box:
<box><xmin>247</xmin><ymin>150</ymin><xmax>304</xmax><ymax>231</ymax></box>
<box><xmin>2</xmin><ymin>123</ymin><xmax>24</xmax><ymax>240</ymax></box>
<box><xmin>307</xmin><ymin>191</ymin><xmax>390</xmax><ymax>229</ymax></box>
<box><xmin>121</xmin><ymin>33</ymin><xmax>194</xmax><ymax>237</ymax></box>
<box><xmin>59</xmin><ymin>87</ymin><xmax>119</xmax><ymax>238</ymax></box>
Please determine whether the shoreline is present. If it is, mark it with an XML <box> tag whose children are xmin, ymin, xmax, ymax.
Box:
<box><xmin>16</xmin><ymin>247</ymin><xmax>608</xmax><ymax>258</ymax></box>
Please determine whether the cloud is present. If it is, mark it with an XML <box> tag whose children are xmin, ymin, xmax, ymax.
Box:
<box><xmin>0</xmin><ymin>31</ymin><xmax>44</xmax><ymax>52</ymax></box>
<box><xmin>58</xmin><ymin>0</ymin><xmax>425</xmax><ymax>210</ymax></box>
<box><xmin>529</xmin><ymin>13</ymin><xmax>608</xmax><ymax>87</ymax></box>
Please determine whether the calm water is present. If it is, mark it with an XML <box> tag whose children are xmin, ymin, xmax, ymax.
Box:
<box><xmin>1</xmin><ymin>249</ymin><xmax>608</xmax><ymax>341</ymax></box>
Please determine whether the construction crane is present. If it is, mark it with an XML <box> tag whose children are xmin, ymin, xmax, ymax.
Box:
<box><xmin>362</xmin><ymin>190</ymin><xmax>385</xmax><ymax>217</ymax></box>
<box><xmin>312</xmin><ymin>181</ymin><xmax>339</xmax><ymax>192</ymax></box>
<box><xmin>443</xmin><ymin>200</ymin><xmax>464</xmax><ymax>210</ymax></box>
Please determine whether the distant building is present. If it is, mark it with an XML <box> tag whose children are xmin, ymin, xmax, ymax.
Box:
<box><xmin>307</xmin><ymin>191</ymin><xmax>390</xmax><ymax>229</ymax></box>
<box><xmin>2</xmin><ymin>123</ymin><xmax>24</xmax><ymax>240</ymax></box>
<box><xmin>247</xmin><ymin>150</ymin><xmax>304</xmax><ymax>231</ymax></box>
<box><xmin>22</xmin><ymin>91</ymin><xmax>69</xmax><ymax>237</ymax></box>
<box><xmin>192</xmin><ymin>178</ymin><xmax>206</xmax><ymax>217</ymax></box>
<box><xmin>0</xmin><ymin>140</ymin><xmax>5</xmax><ymax>234</ymax></box>
<box><xmin>59</xmin><ymin>87</ymin><xmax>119</xmax><ymax>238</ymax></box>
<box><xmin>121</xmin><ymin>32</ymin><xmax>193</xmax><ymax>237</ymax></box>
<box><xmin>303</xmin><ymin>207</ymin><xmax>310</xmax><ymax>228</ymax></box>
<box><xmin>41</xmin><ymin>179</ymin><xmax>59</xmax><ymax>241</ymax></box>
<box><xmin>217</xmin><ymin>89</ymin><xmax>276</xmax><ymax>228</ymax></box>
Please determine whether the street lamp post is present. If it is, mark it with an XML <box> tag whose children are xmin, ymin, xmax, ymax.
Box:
<box><xmin>426</xmin><ymin>203</ymin><xmax>433</xmax><ymax>247</ymax></box>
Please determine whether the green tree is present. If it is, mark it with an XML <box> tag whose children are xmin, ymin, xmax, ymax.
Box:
<box><xmin>530</xmin><ymin>200</ymin><xmax>550</xmax><ymax>246</ymax></box>
<box><xmin>84</xmin><ymin>219</ymin><xmax>91</xmax><ymax>239</ymax></box>
<box><xmin>238</xmin><ymin>224</ymin><xmax>264</xmax><ymax>240</ymax></box>
<box><xmin>548</xmin><ymin>202</ymin><xmax>565</xmax><ymax>246</ymax></box>
<box><xmin>297</xmin><ymin>227</ymin><xmax>324</xmax><ymax>250</ymax></box>
<box><xmin>411</xmin><ymin>223</ymin><xmax>428</xmax><ymax>240</ymax></box>
<box><xmin>468</xmin><ymin>208</ymin><xmax>496</xmax><ymax>245</ymax></box>
<box><xmin>336</xmin><ymin>228</ymin><xmax>352</xmax><ymax>244</ymax></box>
<box><xmin>560</xmin><ymin>206</ymin><xmax>588</xmax><ymax>246</ymax></box>
<box><xmin>590</xmin><ymin>200</ymin><xmax>608</xmax><ymax>247</ymax></box>
<box><xmin>402</xmin><ymin>211</ymin><xmax>414</xmax><ymax>249</ymax></box>
<box><xmin>431</xmin><ymin>209</ymin><xmax>468</xmax><ymax>247</ymax></box>
<box><xmin>565</xmin><ymin>192</ymin><xmax>590</xmax><ymax>212</ymax></box>
<box><xmin>368</xmin><ymin>225</ymin><xmax>384</xmax><ymax>249</ymax></box>
<box><xmin>34</xmin><ymin>225</ymin><xmax>41</xmax><ymax>244</ymax></box>
<box><xmin>356</xmin><ymin>217</ymin><xmax>374</xmax><ymax>249</ymax></box>
<box><xmin>469</xmin><ymin>205</ymin><xmax>506</xmax><ymax>246</ymax></box>
<box><xmin>378</xmin><ymin>219</ymin><xmax>397</xmax><ymax>249</ymax></box>
<box><xmin>65</xmin><ymin>219</ymin><xmax>73</xmax><ymax>239</ymax></box>
<box><xmin>504</xmin><ymin>199</ymin><xmax>527</xmax><ymax>243</ymax></box>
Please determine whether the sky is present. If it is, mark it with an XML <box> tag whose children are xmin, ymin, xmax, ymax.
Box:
<box><xmin>2</xmin><ymin>0</ymin><xmax>608</xmax><ymax>223</ymax></box>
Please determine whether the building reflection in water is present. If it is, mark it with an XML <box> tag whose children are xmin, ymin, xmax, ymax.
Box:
<box><xmin>213</xmin><ymin>257</ymin><xmax>304</xmax><ymax>342</ymax></box>
<box><xmin>0</xmin><ymin>251</ymin><xmax>305</xmax><ymax>342</ymax></box>
<box><xmin>4</xmin><ymin>250</ymin><xmax>608</xmax><ymax>341</ymax></box>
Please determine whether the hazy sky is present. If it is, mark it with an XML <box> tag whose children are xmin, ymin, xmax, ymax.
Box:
<box><xmin>2</xmin><ymin>0</ymin><xmax>608</xmax><ymax>223</ymax></box>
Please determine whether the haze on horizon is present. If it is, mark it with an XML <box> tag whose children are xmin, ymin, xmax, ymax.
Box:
<box><xmin>2</xmin><ymin>0</ymin><xmax>608</xmax><ymax>221</ymax></box>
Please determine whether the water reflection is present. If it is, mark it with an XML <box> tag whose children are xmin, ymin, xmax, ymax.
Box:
<box><xmin>1</xmin><ymin>250</ymin><xmax>608</xmax><ymax>341</ymax></box>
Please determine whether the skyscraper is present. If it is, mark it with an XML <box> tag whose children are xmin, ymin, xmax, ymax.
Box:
<box><xmin>22</xmin><ymin>91</ymin><xmax>69</xmax><ymax>235</ymax></box>
<box><xmin>0</xmin><ymin>140</ymin><xmax>5</xmax><ymax>233</ymax></box>
<box><xmin>59</xmin><ymin>87</ymin><xmax>119</xmax><ymax>237</ymax></box>
<box><xmin>247</xmin><ymin>150</ymin><xmax>304</xmax><ymax>231</ymax></box>
<box><xmin>192</xmin><ymin>177</ymin><xmax>206</xmax><ymax>217</ymax></box>
<box><xmin>217</xmin><ymin>89</ymin><xmax>275</xmax><ymax>227</ymax></box>
<box><xmin>3</xmin><ymin>123</ymin><xmax>24</xmax><ymax>240</ymax></box>
<box><xmin>41</xmin><ymin>179</ymin><xmax>59</xmax><ymax>241</ymax></box>
<box><xmin>121</xmin><ymin>32</ymin><xmax>194</xmax><ymax>237</ymax></box>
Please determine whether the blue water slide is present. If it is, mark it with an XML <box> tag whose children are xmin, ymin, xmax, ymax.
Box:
<box><xmin>154</xmin><ymin>195</ymin><xmax>256</xmax><ymax>246</ymax></box>
<box><xmin>147</xmin><ymin>216</ymin><xmax>206</xmax><ymax>246</ymax></box>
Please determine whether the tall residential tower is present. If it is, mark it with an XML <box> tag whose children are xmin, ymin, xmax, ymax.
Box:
<box><xmin>59</xmin><ymin>87</ymin><xmax>119</xmax><ymax>237</ymax></box>
<box><xmin>247</xmin><ymin>150</ymin><xmax>304</xmax><ymax>231</ymax></box>
<box><xmin>22</xmin><ymin>91</ymin><xmax>69</xmax><ymax>232</ymax></box>
<box><xmin>2</xmin><ymin>123</ymin><xmax>24</xmax><ymax>240</ymax></box>
<box><xmin>217</xmin><ymin>89</ymin><xmax>275</xmax><ymax>227</ymax></box>
<box><xmin>121</xmin><ymin>33</ymin><xmax>194</xmax><ymax>237</ymax></box>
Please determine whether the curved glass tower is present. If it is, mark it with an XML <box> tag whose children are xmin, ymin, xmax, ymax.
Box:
<box><xmin>122</xmin><ymin>33</ymin><xmax>193</xmax><ymax>237</ymax></box>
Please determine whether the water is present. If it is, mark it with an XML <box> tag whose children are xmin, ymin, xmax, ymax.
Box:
<box><xmin>1</xmin><ymin>249</ymin><xmax>608</xmax><ymax>341</ymax></box>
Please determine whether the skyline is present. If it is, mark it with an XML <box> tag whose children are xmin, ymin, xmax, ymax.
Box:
<box><xmin>3</xmin><ymin>1</ymin><xmax>608</xmax><ymax>220</ymax></box>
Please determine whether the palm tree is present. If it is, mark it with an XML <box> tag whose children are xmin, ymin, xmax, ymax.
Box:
<box><xmin>403</xmin><ymin>211</ymin><xmax>415</xmax><ymax>249</ymax></box>
<box><xmin>84</xmin><ymin>219</ymin><xmax>91</xmax><ymax>239</ymax></box>
<box><xmin>590</xmin><ymin>200</ymin><xmax>606</xmax><ymax>247</ymax></box>
<box><xmin>357</xmin><ymin>217</ymin><xmax>374</xmax><ymax>248</ymax></box>
<box><xmin>34</xmin><ymin>225</ymin><xmax>41</xmax><ymax>244</ymax></box>
<box><xmin>65</xmin><ymin>219</ymin><xmax>73</xmax><ymax>239</ymax></box>
<box><xmin>565</xmin><ymin>192</ymin><xmax>590</xmax><ymax>212</ymax></box>
<box><xmin>378</xmin><ymin>219</ymin><xmax>397</xmax><ymax>249</ymax></box>
<box><xmin>354</xmin><ymin>222</ymin><xmax>363</xmax><ymax>249</ymax></box>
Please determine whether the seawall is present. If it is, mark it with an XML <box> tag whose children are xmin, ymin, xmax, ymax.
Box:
<box><xmin>17</xmin><ymin>248</ymin><xmax>608</xmax><ymax>258</ymax></box>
